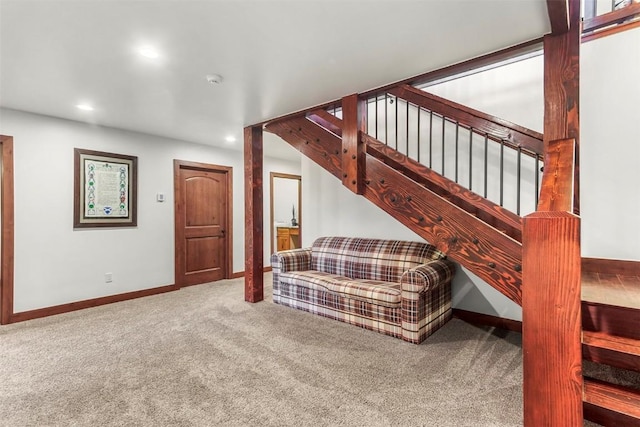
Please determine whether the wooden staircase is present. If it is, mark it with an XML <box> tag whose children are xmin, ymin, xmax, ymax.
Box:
<box><xmin>243</xmin><ymin>4</ymin><xmax>636</xmax><ymax>423</ymax></box>
<box><xmin>264</xmin><ymin>91</ymin><xmax>640</xmax><ymax>426</ymax></box>
<box><xmin>582</xmin><ymin>266</ymin><xmax>640</xmax><ymax>426</ymax></box>
<box><xmin>267</xmin><ymin>106</ymin><xmax>524</xmax><ymax>304</ymax></box>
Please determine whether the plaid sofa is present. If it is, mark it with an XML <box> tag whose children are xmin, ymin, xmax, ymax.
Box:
<box><xmin>271</xmin><ymin>236</ymin><xmax>456</xmax><ymax>344</ymax></box>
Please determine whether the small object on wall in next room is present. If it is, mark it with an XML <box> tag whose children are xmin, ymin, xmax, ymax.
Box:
<box><xmin>291</xmin><ymin>204</ymin><xmax>297</xmax><ymax>226</ymax></box>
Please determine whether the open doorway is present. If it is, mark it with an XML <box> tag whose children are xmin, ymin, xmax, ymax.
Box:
<box><xmin>269</xmin><ymin>173</ymin><xmax>301</xmax><ymax>255</ymax></box>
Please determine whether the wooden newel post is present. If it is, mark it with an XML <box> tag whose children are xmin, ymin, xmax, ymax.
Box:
<box><xmin>341</xmin><ymin>94</ymin><xmax>366</xmax><ymax>194</ymax></box>
<box><xmin>244</xmin><ymin>125</ymin><xmax>264</xmax><ymax>303</ymax></box>
<box><xmin>522</xmin><ymin>211</ymin><xmax>582</xmax><ymax>426</ymax></box>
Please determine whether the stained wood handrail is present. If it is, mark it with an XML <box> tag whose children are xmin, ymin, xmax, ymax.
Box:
<box><xmin>583</xmin><ymin>2</ymin><xmax>640</xmax><ymax>33</ymax></box>
<box><xmin>537</xmin><ymin>138</ymin><xmax>576</xmax><ymax>212</ymax></box>
<box><xmin>385</xmin><ymin>84</ymin><xmax>544</xmax><ymax>158</ymax></box>
<box><xmin>307</xmin><ymin>109</ymin><xmax>342</xmax><ymax>135</ymax></box>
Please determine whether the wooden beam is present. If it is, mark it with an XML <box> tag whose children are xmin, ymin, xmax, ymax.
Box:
<box><xmin>307</xmin><ymin>109</ymin><xmax>343</xmax><ymax>136</ymax></box>
<box><xmin>265</xmin><ymin>117</ymin><xmax>343</xmax><ymax>179</ymax></box>
<box><xmin>522</xmin><ymin>211</ymin><xmax>582</xmax><ymax>426</ymax></box>
<box><xmin>547</xmin><ymin>0</ymin><xmax>570</xmax><ymax>34</ymax></box>
<box><xmin>364</xmin><ymin>135</ymin><xmax>523</xmax><ymax>242</ymax></box>
<box><xmin>537</xmin><ymin>138</ymin><xmax>575</xmax><ymax>212</ymax></box>
<box><xmin>244</xmin><ymin>126</ymin><xmax>264</xmax><ymax>303</ymax></box>
<box><xmin>523</xmin><ymin>1</ymin><xmax>582</xmax><ymax>424</ymax></box>
<box><xmin>543</xmin><ymin>0</ymin><xmax>580</xmax><ymax>213</ymax></box>
<box><xmin>364</xmin><ymin>155</ymin><xmax>523</xmax><ymax>304</ymax></box>
<box><xmin>341</xmin><ymin>94</ymin><xmax>366</xmax><ymax>194</ymax></box>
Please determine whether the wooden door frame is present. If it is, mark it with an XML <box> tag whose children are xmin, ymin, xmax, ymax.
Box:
<box><xmin>269</xmin><ymin>172</ymin><xmax>302</xmax><ymax>256</ymax></box>
<box><xmin>173</xmin><ymin>160</ymin><xmax>233</xmax><ymax>288</ymax></box>
<box><xmin>1</xmin><ymin>135</ymin><xmax>15</xmax><ymax>325</ymax></box>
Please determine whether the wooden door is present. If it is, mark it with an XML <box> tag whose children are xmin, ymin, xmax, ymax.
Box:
<box><xmin>174</xmin><ymin>161</ymin><xmax>232</xmax><ymax>287</ymax></box>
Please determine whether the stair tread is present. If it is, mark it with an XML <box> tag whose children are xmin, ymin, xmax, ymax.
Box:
<box><xmin>584</xmin><ymin>378</ymin><xmax>640</xmax><ymax>419</ymax></box>
<box><xmin>583</xmin><ymin>331</ymin><xmax>640</xmax><ymax>372</ymax></box>
<box><xmin>583</xmin><ymin>331</ymin><xmax>640</xmax><ymax>356</ymax></box>
<box><xmin>582</xmin><ymin>271</ymin><xmax>640</xmax><ymax>310</ymax></box>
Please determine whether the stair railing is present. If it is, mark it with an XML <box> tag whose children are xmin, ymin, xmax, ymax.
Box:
<box><xmin>260</xmin><ymin>9</ymin><xmax>584</xmax><ymax>422</ymax></box>
<box><xmin>583</xmin><ymin>1</ymin><xmax>640</xmax><ymax>41</ymax></box>
<box><xmin>324</xmin><ymin>85</ymin><xmax>544</xmax><ymax>217</ymax></box>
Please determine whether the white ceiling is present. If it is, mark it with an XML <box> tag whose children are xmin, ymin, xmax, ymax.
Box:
<box><xmin>0</xmin><ymin>0</ymin><xmax>550</xmax><ymax>160</ymax></box>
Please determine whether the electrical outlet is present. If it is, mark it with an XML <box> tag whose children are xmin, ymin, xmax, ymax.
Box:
<box><xmin>105</xmin><ymin>272</ymin><xmax>113</xmax><ymax>283</ymax></box>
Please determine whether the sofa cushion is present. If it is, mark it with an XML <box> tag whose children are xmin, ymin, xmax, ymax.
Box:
<box><xmin>311</xmin><ymin>236</ymin><xmax>444</xmax><ymax>283</ymax></box>
<box><xmin>279</xmin><ymin>270</ymin><xmax>401</xmax><ymax>308</ymax></box>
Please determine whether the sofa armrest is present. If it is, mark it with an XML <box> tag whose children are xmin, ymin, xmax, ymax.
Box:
<box><xmin>271</xmin><ymin>248</ymin><xmax>312</xmax><ymax>275</ymax></box>
<box><xmin>400</xmin><ymin>259</ymin><xmax>456</xmax><ymax>343</ymax></box>
<box><xmin>400</xmin><ymin>259</ymin><xmax>456</xmax><ymax>294</ymax></box>
<box><xmin>271</xmin><ymin>249</ymin><xmax>312</xmax><ymax>300</ymax></box>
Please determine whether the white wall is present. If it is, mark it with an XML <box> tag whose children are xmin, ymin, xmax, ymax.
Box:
<box><xmin>0</xmin><ymin>108</ymin><xmax>299</xmax><ymax>312</ymax></box>
<box><xmin>426</xmin><ymin>54</ymin><xmax>544</xmax><ymax>132</ymax></box>
<box><xmin>300</xmin><ymin>27</ymin><xmax>640</xmax><ymax>321</ymax></box>
<box><xmin>581</xmin><ymin>29</ymin><xmax>640</xmax><ymax>260</ymax></box>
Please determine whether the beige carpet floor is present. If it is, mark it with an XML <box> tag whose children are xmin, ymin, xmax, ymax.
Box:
<box><xmin>2</xmin><ymin>274</ymin><xmax>530</xmax><ymax>426</ymax></box>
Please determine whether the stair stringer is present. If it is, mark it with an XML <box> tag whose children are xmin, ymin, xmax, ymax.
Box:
<box><xmin>266</xmin><ymin>116</ymin><xmax>523</xmax><ymax>305</ymax></box>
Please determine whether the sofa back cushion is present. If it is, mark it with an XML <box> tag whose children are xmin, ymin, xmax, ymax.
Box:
<box><xmin>311</xmin><ymin>236</ymin><xmax>445</xmax><ymax>282</ymax></box>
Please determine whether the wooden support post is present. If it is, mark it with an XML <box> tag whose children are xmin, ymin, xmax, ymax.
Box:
<box><xmin>543</xmin><ymin>0</ymin><xmax>580</xmax><ymax>213</ymax></box>
<box><xmin>537</xmin><ymin>138</ymin><xmax>576</xmax><ymax>212</ymax></box>
<box><xmin>522</xmin><ymin>211</ymin><xmax>582</xmax><ymax>426</ymax></box>
<box><xmin>244</xmin><ymin>125</ymin><xmax>263</xmax><ymax>303</ymax></box>
<box><xmin>341</xmin><ymin>94</ymin><xmax>366</xmax><ymax>194</ymax></box>
<box><xmin>546</xmin><ymin>0</ymin><xmax>570</xmax><ymax>34</ymax></box>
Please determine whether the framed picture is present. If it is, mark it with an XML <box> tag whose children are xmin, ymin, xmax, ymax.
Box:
<box><xmin>74</xmin><ymin>148</ymin><xmax>138</xmax><ymax>228</ymax></box>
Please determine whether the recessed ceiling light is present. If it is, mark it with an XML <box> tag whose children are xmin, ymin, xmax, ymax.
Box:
<box><xmin>76</xmin><ymin>104</ymin><xmax>94</xmax><ymax>111</ymax></box>
<box><xmin>138</xmin><ymin>46</ymin><xmax>160</xmax><ymax>59</ymax></box>
<box><xmin>225</xmin><ymin>136</ymin><xmax>236</xmax><ymax>143</ymax></box>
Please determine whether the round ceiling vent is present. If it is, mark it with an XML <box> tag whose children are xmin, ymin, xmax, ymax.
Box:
<box><xmin>206</xmin><ymin>74</ymin><xmax>223</xmax><ymax>84</ymax></box>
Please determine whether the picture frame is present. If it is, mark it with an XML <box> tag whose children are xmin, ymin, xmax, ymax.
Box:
<box><xmin>74</xmin><ymin>148</ymin><xmax>138</xmax><ymax>228</ymax></box>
